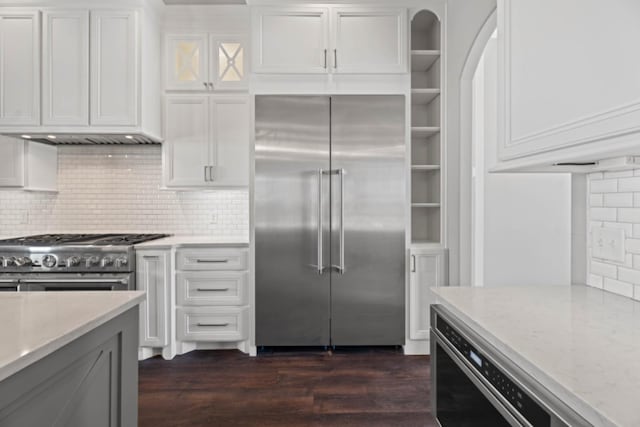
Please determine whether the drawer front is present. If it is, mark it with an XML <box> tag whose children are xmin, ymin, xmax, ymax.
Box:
<box><xmin>176</xmin><ymin>248</ymin><xmax>248</xmax><ymax>271</ymax></box>
<box><xmin>177</xmin><ymin>271</ymin><xmax>247</xmax><ymax>306</ymax></box>
<box><xmin>177</xmin><ymin>307</ymin><xmax>247</xmax><ymax>342</ymax></box>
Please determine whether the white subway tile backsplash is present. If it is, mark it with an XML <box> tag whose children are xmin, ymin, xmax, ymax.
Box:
<box><xmin>590</xmin><ymin>179</ymin><xmax>618</xmax><ymax>193</ymax></box>
<box><xmin>603</xmin><ymin>278</ymin><xmax>634</xmax><ymax>298</ymax></box>
<box><xmin>617</xmin><ymin>177</ymin><xmax>640</xmax><ymax>192</ymax></box>
<box><xmin>603</xmin><ymin>193</ymin><xmax>633</xmax><ymax>207</ymax></box>
<box><xmin>587</xmin><ymin>168</ymin><xmax>640</xmax><ymax>299</ymax></box>
<box><xmin>0</xmin><ymin>146</ymin><xmax>249</xmax><ymax>238</ymax></box>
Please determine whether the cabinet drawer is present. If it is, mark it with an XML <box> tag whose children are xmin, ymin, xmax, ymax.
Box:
<box><xmin>177</xmin><ymin>271</ymin><xmax>247</xmax><ymax>306</ymax></box>
<box><xmin>176</xmin><ymin>307</ymin><xmax>247</xmax><ymax>342</ymax></box>
<box><xmin>176</xmin><ymin>247</ymin><xmax>248</xmax><ymax>271</ymax></box>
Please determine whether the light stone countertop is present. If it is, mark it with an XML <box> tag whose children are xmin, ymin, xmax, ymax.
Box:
<box><xmin>432</xmin><ymin>285</ymin><xmax>640</xmax><ymax>427</ymax></box>
<box><xmin>0</xmin><ymin>291</ymin><xmax>145</xmax><ymax>382</ymax></box>
<box><xmin>134</xmin><ymin>235</ymin><xmax>249</xmax><ymax>249</ymax></box>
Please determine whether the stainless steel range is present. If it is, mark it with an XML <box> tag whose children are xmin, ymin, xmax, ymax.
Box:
<box><xmin>0</xmin><ymin>234</ymin><xmax>168</xmax><ymax>292</ymax></box>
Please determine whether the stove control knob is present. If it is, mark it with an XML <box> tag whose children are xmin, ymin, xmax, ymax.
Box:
<box><xmin>15</xmin><ymin>256</ymin><xmax>32</xmax><ymax>267</ymax></box>
<box><xmin>42</xmin><ymin>255</ymin><xmax>57</xmax><ymax>268</ymax></box>
<box><xmin>4</xmin><ymin>257</ymin><xmax>16</xmax><ymax>267</ymax></box>
<box><xmin>66</xmin><ymin>256</ymin><xmax>81</xmax><ymax>267</ymax></box>
<box><xmin>101</xmin><ymin>256</ymin><xmax>114</xmax><ymax>268</ymax></box>
<box><xmin>86</xmin><ymin>256</ymin><xmax>100</xmax><ymax>268</ymax></box>
<box><xmin>115</xmin><ymin>257</ymin><xmax>129</xmax><ymax>268</ymax></box>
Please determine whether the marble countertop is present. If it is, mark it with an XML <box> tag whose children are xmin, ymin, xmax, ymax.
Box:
<box><xmin>0</xmin><ymin>291</ymin><xmax>145</xmax><ymax>382</ymax></box>
<box><xmin>432</xmin><ymin>285</ymin><xmax>640</xmax><ymax>427</ymax></box>
<box><xmin>135</xmin><ymin>235</ymin><xmax>249</xmax><ymax>248</ymax></box>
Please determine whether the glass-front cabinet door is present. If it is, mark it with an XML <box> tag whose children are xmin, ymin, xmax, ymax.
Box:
<box><xmin>165</xmin><ymin>34</ymin><xmax>208</xmax><ymax>91</ymax></box>
<box><xmin>210</xmin><ymin>36</ymin><xmax>248</xmax><ymax>90</ymax></box>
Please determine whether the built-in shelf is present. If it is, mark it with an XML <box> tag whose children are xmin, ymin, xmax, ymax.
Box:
<box><xmin>412</xmin><ymin>203</ymin><xmax>441</xmax><ymax>208</ymax></box>
<box><xmin>411</xmin><ymin>127</ymin><xmax>440</xmax><ymax>138</ymax></box>
<box><xmin>411</xmin><ymin>10</ymin><xmax>442</xmax><ymax>247</ymax></box>
<box><xmin>411</xmin><ymin>89</ymin><xmax>440</xmax><ymax>105</ymax></box>
<box><xmin>411</xmin><ymin>165</ymin><xmax>440</xmax><ymax>171</ymax></box>
<box><xmin>411</xmin><ymin>50</ymin><xmax>440</xmax><ymax>71</ymax></box>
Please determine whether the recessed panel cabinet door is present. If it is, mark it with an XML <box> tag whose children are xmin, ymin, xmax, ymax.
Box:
<box><xmin>42</xmin><ymin>10</ymin><xmax>89</xmax><ymax>126</ymax></box>
<box><xmin>0</xmin><ymin>11</ymin><xmax>40</xmax><ymax>126</ymax></box>
<box><xmin>138</xmin><ymin>250</ymin><xmax>170</xmax><ymax>347</ymax></box>
<box><xmin>165</xmin><ymin>34</ymin><xmax>208</xmax><ymax>91</ymax></box>
<box><xmin>252</xmin><ymin>8</ymin><xmax>329</xmax><ymax>73</ymax></box>
<box><xmin>164</xmin><ymin>96</ymin><xmax>210</xmax><ymax>187</ymax></box>
<box><xmin>0</xmin><ymin>136</ymin><xmax>24</xmax><ymax>187</ymax></box>
<box><xmin>90</xmin><ymin>10</ymin><xmax>138</xmax><ymax>126</ymax></box>
<box><xmin>332</xmin><ymin>8</ymin><xmax>407</xmax><ymax>73</ymax></box>
<box><xmin>409</xmin><ymin>249</ymin><xmax>446</xmax><ymax>340</ymax></box>
<box><xmin>210</xmin><ymin>96</ymin><xmax>249</xmax><ymax>186</ymax></box>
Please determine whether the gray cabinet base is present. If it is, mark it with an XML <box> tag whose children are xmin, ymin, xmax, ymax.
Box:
<box><xmin>0</xmin><ymin>307</ymin><xmax>139</xmax><ymax>427</ymax></box>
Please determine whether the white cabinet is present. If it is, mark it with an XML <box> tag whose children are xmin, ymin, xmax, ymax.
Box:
<box><xmin>497</xmin><ymin>0</ymin><xmax>640</xmax><ymax>168</ymax></box>
<box><xmin>409</xmin><ymin>248</ymin><xmax>447</xmax><ymax>341</ymax></box>
<box><xmin>0</xmin><ymin>11</ymin><xmax>40</xmax><ymax>126</ymax></box>
<box><xmin>165</xmin><ymin>34</ymin><xmax>248</xmax><ymax>91</ymax></box>
<box><xmin>137</xmin><ymin>250</ymin><xmax>171</xmax><ymax>348</ymax></box>
<box><xmin>332</xmin><ymin>8</ymin><xmax>407</xmax><ymax>74</ymax></box>
<box><xmin>163</xmin><ymin>94</ymin><xmax>249</xmax><ymax>188</ymax></box>
<box><xmin>253</xmin><ymin>8</ymin><xmax>329</xmax><ymax>74</ymax></box>
<box><xmin>42</xmin><ymin>10</ymin><xmax>89</xmax><ymax>126</ymax></box>
<box><xmin>90</xmin><ymin>10</ymin><xmax>138</xmax><ymax>126</ymax></box>
<box><xmin>252</xmin><ymin>7</ymin><xmax>406</xmax><ymax>74</ymax></box>
<box><xmin>0</xmin><ymin>136</ymin><xmax>57</xmax><ymax>191</ymax></box>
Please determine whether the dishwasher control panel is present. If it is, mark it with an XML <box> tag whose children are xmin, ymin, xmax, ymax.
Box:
<box><xmin>436</xmin><ymin>315</ymin><xmax>551</xmax><ymax>426</ymax></box>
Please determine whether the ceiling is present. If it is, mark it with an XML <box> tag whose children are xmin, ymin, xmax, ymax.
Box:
<box><xmin>163</xmin><ymin>0</ymin><xmax>246</xmax><ymax>4</ymax></box>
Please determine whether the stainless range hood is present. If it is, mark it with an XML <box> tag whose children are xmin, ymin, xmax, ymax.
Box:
<box><xmin>3</xmin><ymin>133</ymin><xmax>162</xmax><ymax>145</ymax></box>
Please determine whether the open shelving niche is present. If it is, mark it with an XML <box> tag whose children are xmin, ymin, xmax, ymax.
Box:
<box><xmin>410</xmin><ymin>10</ymin><xmax>443</xmax><ymax>245</ymax></box>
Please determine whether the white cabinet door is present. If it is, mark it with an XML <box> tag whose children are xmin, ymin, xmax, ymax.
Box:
<box><xmin>42</xmin><ymin>10</ymin><xmax>89</xmax><ymax>126</ymax></box>
<box><xmin>137</xmin><ymin>250</ymin><xmax>170</xmax><ymax>348</ymax></box>
<box><xmin>210</xmin><ymin>95</ymin><xmax>249</xmax><ymax>186</ymax></box>
<box><xmin>332</xmin><ymin>8</ymin><xmax>407</xmax><ymax>73</ymax></box>
<box><xmin>211</xmin><ymin>36</ymin><xmax>248</xmax><ymax>90</ymax></box>
<box><xmin>252</xmin><ymin>8</ymin><xmax>329</xmax><ymax>73</ymax></box>
<box><xmin>498</xmin><ymin>0</ymin><xmax>640</xmax><ymax>162</ymax></box>
<box><xmin>0</xmin><ymin>136</ymin><xmax>25</xmax><ymax>187</ymax></box>
<box><xmin>165</xmin><ymin>34</ymin><xmax>208</xmax><ymax>91</ymax></box>
<box><xmin>409</xmin><ymin>249</ymin><xmax>446</xmax><ymax>340</ymax></box>
<box><xmin>90</xmin><ymin>10</ymin><xmax>138</xmax><ymax>126</ymax></box>
<box><xmin>0</xmin><ymin>11</ymin><xmax>40</xmax><ymax>126</ymax></box>
<box><xmin>163</xmin><ymin>95</ymin><xmax>211</xmax><ymax>187</ymax></box>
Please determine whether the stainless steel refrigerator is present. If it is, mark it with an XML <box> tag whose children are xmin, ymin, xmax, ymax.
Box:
<box><xmin>255</xmin><ymin>95</ymin><xmax>405</xmax><ymax>346</ymax></box>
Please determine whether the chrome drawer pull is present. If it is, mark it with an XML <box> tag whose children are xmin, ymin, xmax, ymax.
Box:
<box><xmin>196</xmin><ymin>259</ymin><xmax>229</xmax><ymax>263</ymax></box>
<box><xmin>197</xmin><ymin>322</ymin><xmax>229</xmax><ymax>327</ymax></box>
<box><xmin>196</xmin><ymin>287</ymin><xmax>230</xmax><ymax>292</ymax></box>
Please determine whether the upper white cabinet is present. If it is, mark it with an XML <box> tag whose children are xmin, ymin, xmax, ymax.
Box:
<box><xmin>497</xmin><ymin>0</ymin><xmax>640</xmax><ymax>167</ymax></box>
<box><xmin>252</xmin><ymin>7</ymin><xmax>406</xmax><ymax>74</ymax></box>
<box><xmin>42</xmin><ymin>10</ymin><xmax>89</xmax><ymax>126</ymax></box>
<box><xmin>90</xmin><ymin>10</ymin><xmax>138</xmax><ymax>126</ymax></box>
<box><xmin>163</xmin><ymin>94</ymin><xmax>249</xmax><ymax>188</ymax></box>
<box><xmin>0</xmin><ymin>6</ymin><xmax>160</xmax><ymax>140</ymax></box>
<box><xmin>165</xmin><ymin>34</ymin><xmax>248</xmax><ymax>91</ymax></box>
<box><xmin>0</xmin><ymin>135</ymin><xmax>57</xmax><ymax>191</ymax></box>
<box><xmin>253</xmin><ymin>8</ymin><xmax>329</xmax><ymax>74</ymax></box>
<box><xmin>332</xmin><ymin>8</ymin><xmax>407</xmax><ymax>74</ymax></box>
<box><xmin>0</xmin><ymin>11</ymin><xmax>40</xmax><ymax>126</ymax></box>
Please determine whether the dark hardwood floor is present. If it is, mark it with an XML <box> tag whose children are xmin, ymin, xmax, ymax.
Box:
<box><xmin>139</xmin><ymin>348</ymin><xmax>437</xmax><ymax>427</ymax></box>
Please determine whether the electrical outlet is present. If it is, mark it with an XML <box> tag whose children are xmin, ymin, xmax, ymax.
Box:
<box><xmin>592</xmin><ymin>227</ymin><xmax>625</xmax><ymax>263</ymax></box>
<box><xmin>19</xmin><ymin>211</ymin><xmax>28</xmax><ymax>225</ymax></box>
<box><xmin>210</xmin><ymin>213</ymin><xmax>218</xmax><ymax>225</ymax></box>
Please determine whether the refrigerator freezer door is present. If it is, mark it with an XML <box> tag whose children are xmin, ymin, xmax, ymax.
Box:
<box><xmin>255</xmin><ymin>96</ymin><xmax>331</xmax><ymax>346</ymax></box>
<box><xmin>330</xmin><ymin>95</ymin><xmax>406</xmax><ymax>345</ymax></box>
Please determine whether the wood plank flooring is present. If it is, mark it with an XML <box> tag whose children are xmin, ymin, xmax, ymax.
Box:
<box><xmin>139</xmin><ymin>348</ymin><xmax>437</xmax><ymax>427</ymax></box>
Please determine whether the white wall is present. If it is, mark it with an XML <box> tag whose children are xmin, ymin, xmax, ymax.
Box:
<box><xmin>472</xmin><ymin>37</ymin><xmax>572</xmax><ymax>287</ymax></box>
<box><xmin>587</xmin><ymin>171</ymin><xmax>640</xmax><ymax>301</ymax></box>
<box><xmin>0</xmin><ymin>144</ymin><xmax>249</xmax><ymax>238</ymax></box>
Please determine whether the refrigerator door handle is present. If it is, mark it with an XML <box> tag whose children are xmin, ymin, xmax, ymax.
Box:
<box><xmin>332</xmin><ymin>168</ymin><xmax>346</xmax><ymax>274</ymax></box>
<box><xmin>316</xmin><ymin>168</ymin><xmax>325</xmax><ymax>274</ymax></box>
